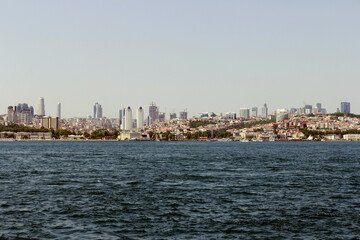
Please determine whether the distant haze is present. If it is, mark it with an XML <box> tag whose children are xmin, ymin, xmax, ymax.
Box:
<box><xmin>1</xmin><ymin>1</ymin><xmax>359</xmax><ymax>118</ymax></box>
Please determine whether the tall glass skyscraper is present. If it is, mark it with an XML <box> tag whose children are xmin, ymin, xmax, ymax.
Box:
<box><xmin>341</xmin><ymin>102</ymin><xmax>350</xmax><ymax>114</ymax></box>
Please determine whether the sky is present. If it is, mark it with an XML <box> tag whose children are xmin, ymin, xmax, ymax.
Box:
<box><xmin>1</xmin><ymin>0</ymin><xmax>359</xmax><ymax>118</ymax></box>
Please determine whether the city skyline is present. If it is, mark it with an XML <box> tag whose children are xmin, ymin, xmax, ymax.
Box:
<box><xmin>1</xmin><ymin>1</ymin><xmax>359</xmax><ymax>117</ymax></box>
<box><xmin>1</xmin><ymin>97</ymin><xmax>354</xmax><ymax>120</ymax></box>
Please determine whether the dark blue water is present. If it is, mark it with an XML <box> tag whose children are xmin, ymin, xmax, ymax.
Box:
<box><xmin>0</xmin><ymin>142</ymin><xmax>359</xmax><ymax>239</ymax></box>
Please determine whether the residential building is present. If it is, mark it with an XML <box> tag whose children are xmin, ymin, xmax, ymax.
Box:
<box><xmin>276</xmin><ymin>109</ymin><xmax>289</xmax><ymax>122</ymax></box>
<box><xmin>239</xmin><ymin>108</ymin><xmax>250</xmax><ymax>119</ymax></box>
<box><xmin>40</xmin><ymin>116</ymin><xmax>59</xmax><ymax>130</ymax></box>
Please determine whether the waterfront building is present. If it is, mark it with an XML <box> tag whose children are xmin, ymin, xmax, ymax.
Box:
<box><xmin>137</xmin><ymin>107</ymin><xmax>144</xmax><ymax>128</ymax></box>
<box><xmin>239</xmin><ymin>108</ymin><xmax>250</xmax><ymax>119</ymax></box>
<box><xmin>93</xmin><ymin>102</ymin><xmax>103</xmax><ymax>119</ymax></box>
<box><xmin>341</xmin><ymin>102</ymin><xmax>350</xmax><ymax>114</ymax></box>
<box><xmin>276</xmin><ymin>109</ymin><xmax>289</xmax><ymax>122</ymax></box>
<box><xmin>57</xmin><ymin>103</ymin><xmax>61</xmax><ymax>119</ymax></box>
<box><xmin>125</xmin><ymin>106</ymin><xmax>132</xmax><ymax>130</ymax></box>
<box><xmin>251</xmin><ymin>107</ymin><xmax>258</xmax><ymax>117</ymax></box>
<box><xmin>262</xmin><ymin>103</ymin><xmax>268</xmax><ymax>118</ymax></box>
<box><xmin>179</xmin><ymin>110</ymin><xmax>188</xmax><ymax>120</ymax></box>
<box><xmin>37</xmin><ymin>97</ymin><xmax>45</xmax><ymax>116</ymax></box>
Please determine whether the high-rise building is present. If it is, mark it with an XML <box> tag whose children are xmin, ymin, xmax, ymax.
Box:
<box><xmin>239</xmin><ymin>108</ymin><xmax>250</xmax><ymax>119</ymax></box>
<box><xmin>262</xmin><ymin>103</ymin><xmax>268</xmax><ymax>118</ymax></box>
<box><xmin>93</xmin><ymin>102</ymin><xmax>103</xmax><ymax>119</ymax></box>
<box><xmin>179</xmin><ymin>110</ymin><xmax>188</xmax><ymax>120</ymax></box>
<box><xmin>119</xmin><ymin>109</ymin><xmax>123</xmax><ymax>129</ymax></box>
<box><xmin>225</xmin><ymin>112</ymin><xmax>237</xmax><ymax>119</ymax></box>
<box><xmin>158</xmin><ymin>112</ymin><xmax>165</xmax><ymax>122</ymax></box>
<box><xmin>341</xmin><ymin>102</ymin><xmax>350</xmax><ymax>114</ymax></box>
<box><xmin>149</xmin><ymin>102</ymin><xmax>159</xmax><ymax>122</ymax></box>
<box><xmin>7</xmin><ymin>106</ymin><xmax>17</xmax><ymax>123</ymax></box>
<box><xmin>125</xmin><ymin>106</ymin><xmax>132</xmax><ymax>130</ymax></box>
<box><xmin>17</xmin><ymin>109</ymin><xmax>33</xmax><ymax>124</ymax></box>
<box><xmin>146</xmin><ymin>116</ymin><xmax>152</xmax><ymax>126</ymax></box>
<box><xmin>170</xmin><ymin>113</ymin><xmax>177</xmax><ymax>120</ymax></box>
<box><xmin>37</xmin><ymin>97</ymin><xmax>45</xmax><ymax>116</ymax></box>
<box><xmin>251</xmin><ymin>107</ymin><xmax>258</xmax><ymax>117</ymax></box>
<box><xmin>136</xmin><ymin>107</ymin><xmax>144</xmax><ymax>128</ymax></box>
<box><xmin>276</xmin><ymin>109</ymin><xmax>289</xmax><ymax>122</ymax></box>
<box><xmin>57</xmin><ymin>103</ymin><xmax>61</xmax><ymax>119</ymax></box>
<box><xmin>304</xmin><ymin>105</ymin><xmax>312</xmax><ymax>114</ymax></box>
<box><xmin>40</xmin><ymin>117</ymin><xmax>59</xmax><ymax>130</ymax></box>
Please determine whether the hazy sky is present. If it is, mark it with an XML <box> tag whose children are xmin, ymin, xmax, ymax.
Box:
<box><xmin>1</xmin><ymin>1</ymin><xmax>359</xmax><ymax>118</ymax></box>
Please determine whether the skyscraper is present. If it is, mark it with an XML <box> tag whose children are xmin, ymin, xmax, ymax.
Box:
<box><xmin>37</xmin><ymin>97</ymin><xmax>45</xmax><ymax>116</ymax></box>
<box><xmin>304</xmin><ymin>105</ymin><xmax>313</xmax><ymax>114</ymax></box>
<box><xmin>125</xmin><ymin>106</ymin><xmax>132</xmax><ymax>130</ymax></box>
<box><xmin>149</xmin><ymin>102</ymin><xmax>159</xmax><ymax>122</ymax></box>
<box><xmin>93</xmin><ymin>102</ymin><xmax>103</xmax><ymax>119</ymax></box>
<box><xmin>57</xmin><ymin>103</ymin><xmax>61</xmax><ymax>119</ymax></box>
<box><xmin>251</xmin><ymin>107</ymin><xmax>258</xmax><ymax>117</ymax></box>
<box><xmin>136</xmin><ymin>107</ymin><xmax>144</xmax><ymax>128</ymax></box>
<box><xmin>261</xmin><ymin>103</ymin><xmax>268</xmax><ymax>118</ymax></box>
<box><xmin>179</xmin><ymin>110</ymin><xmax>188</xmax><ymax>120</ymax></box>
<box><xmin>119</xmin><ymin>109</ymin><xmax>123</xmax><ymax>129</ymax></box>
<box><xmin>341</xmin><ymin>102</ymin><xmax>350</xmax><ymax>114</ymax></box>
<box><xmin>169</xmin><ymin>113</ymin><xmax>177</xmax><ymax>120</ymax></box>
<box><xmin>239</xmin><ymin>108</ymin><xmax>250</xmax><ymax>119</ymax></box>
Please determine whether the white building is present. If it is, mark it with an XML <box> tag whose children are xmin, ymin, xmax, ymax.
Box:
<box><xmin>276</xmin><ymin>109</ymin><xmax>289</xmax><ymax>122</ymax></box>
<box><xmin>57</xmin><ymin>103</ymin><xmax>61</xmax><ymax>119</ymax></box>
<box><xmin>124</xmin><ymin>106</ymin><xmax>132</xmax><ymax>130</ymax></box>
<box><xmin>136</xmin><ymin>107</ymin><xmax>144</xmax><ymax>128</ymax></box>
<box><xmin>239</xmin><ymin>108</ymin><xmax>250</xmax><ymax>119</ymax></box>
<box><xmin>37</xmin><ymin>97</ymin><xmax>45</xmax><ymax>116</ymax></box>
